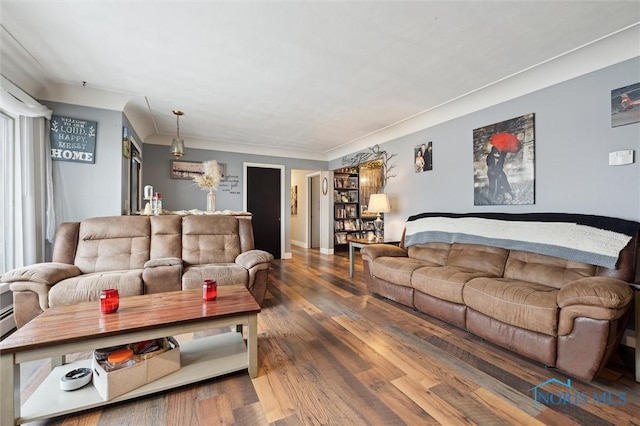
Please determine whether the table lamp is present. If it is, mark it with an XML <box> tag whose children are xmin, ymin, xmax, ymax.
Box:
<box><xmin>368</xmin><ymin>193</ymin><xmax>390</xmax><ymax>242</ymax></box>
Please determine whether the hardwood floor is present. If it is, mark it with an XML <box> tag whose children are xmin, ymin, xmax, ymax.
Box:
<box><xmin>22</xmin><ymin>247</ymin><xmax>640</xmax><ymax>425</ymax></box>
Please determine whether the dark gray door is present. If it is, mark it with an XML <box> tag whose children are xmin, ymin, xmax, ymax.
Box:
<box><xmin>247</xmin><ymin>166</ymin><xmax>281</xmax><ymax>259</ymax></box>
<box><xmin>310</xmin><ymin>175</ymin><xmax>320</xmax><ymax>248</ymax></box>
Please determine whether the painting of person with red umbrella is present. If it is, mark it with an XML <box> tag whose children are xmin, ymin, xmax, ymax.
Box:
<box><xmin>473</xmin><ymin>113</ymin><xmax>535</xmax><ymax>205</ymax></box>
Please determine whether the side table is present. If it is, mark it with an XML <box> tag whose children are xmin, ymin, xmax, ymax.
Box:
<box><xmin>348</xmin><ymin>238</ymin><xmax>400</xmax><ymax>278</ymax></box>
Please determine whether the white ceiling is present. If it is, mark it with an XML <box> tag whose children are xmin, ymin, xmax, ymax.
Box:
<box><xmin>1</xmin><ymin>1</ymin><xmax>639</xmax><ymax>161</ymax></box>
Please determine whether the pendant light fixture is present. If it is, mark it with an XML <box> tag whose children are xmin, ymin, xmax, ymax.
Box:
<box><xmin>170</xmin><ymin>110</ymin><xmax>185</xmax><ymax>158</ymax></box>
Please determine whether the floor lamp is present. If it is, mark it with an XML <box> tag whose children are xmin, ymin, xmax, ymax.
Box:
<box><xmin>368</xmin><ymin>193</ymin><xmax>390</xmax><ymax>242</ymax></box>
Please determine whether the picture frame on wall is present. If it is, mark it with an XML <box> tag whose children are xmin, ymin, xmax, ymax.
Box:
<box><xmin>170</xmin><ymin>160</ymin><xmax>227</xmax><ymax>180</ymax></box>
<box><xmin>170</xmin><ymin>160</ymin><xmax>203</xmax><ymax>180</ymax></box>
<box><xmin>611</xmin><ymin>82</ymin><xmax>640</xmax><ymax>127</ymax></box>
<box><xmin>473</xmin><ymin>113</ymin><xmax>535</xmax><ymax>206</ymax></box>
<box><xmin>291</xmin><ymin>185</ymin><xmax>298</xmax><ymax>215</ymax></box>
<box><xmin>414</xmin><ymin>141</ymin><xmax>432</xmax><ymax>173</ymax></box>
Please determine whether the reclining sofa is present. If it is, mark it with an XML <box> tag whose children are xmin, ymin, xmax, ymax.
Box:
<box><xmin>2</xmin><ymin>214</ymin><xmax>274</xmax><ymax>328</ymax></box>
<box><xmin>361</xmin><ymin>212</ymin><xmax>639</xmax><ymax>382</ymax></box>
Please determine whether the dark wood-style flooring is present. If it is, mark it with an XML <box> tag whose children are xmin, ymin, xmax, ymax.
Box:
<box><xmin>21</xmin><ymin>247</ymin><xmax>640</xmax><ymax>425</ymax></box>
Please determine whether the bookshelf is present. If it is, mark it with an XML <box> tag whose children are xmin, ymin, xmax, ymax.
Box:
<box><xmin>333</xmin><ymin>167</ymin><xmax>363</xmax><ymax>248</ymax></box>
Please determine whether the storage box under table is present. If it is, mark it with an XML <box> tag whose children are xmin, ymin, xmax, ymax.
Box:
<box><xmin>92</xmin><ymin>337</ymin><xmax>181</xmax><ymax>400</ymax></box>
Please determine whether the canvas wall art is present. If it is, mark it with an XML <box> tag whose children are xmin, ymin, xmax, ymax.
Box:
<box><xmin>473</xmin><ymin>113</ymin><xmax>535</xmax><ymax>205</ymax></box>
<box><xmin>611</xmin><ymin>82</ymin><xmax>640</xmax><ymax>127</ymax></box>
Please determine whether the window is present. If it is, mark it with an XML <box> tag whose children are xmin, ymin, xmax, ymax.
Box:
<box><xmin>0</xmin><ymin>82</ymin><xmax>54</xmax><ymax>273</ymax></box>
<box><xmin>0</xmin><ymin>110</ymin><xmax>16</xmax><ymax>274</ymax></box>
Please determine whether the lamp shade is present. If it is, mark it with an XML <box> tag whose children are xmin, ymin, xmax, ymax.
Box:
<box><xmin>170</xmin><ymin>137</ymin><xmax>184</xmax><ymax>158</ymax></box>
<box><xmin>170</xmin><ymin>110</ymin><xmax>185</xmax><ymax>158</ymax></box>
<box><xmin>368</xmin><ymin>193</ymin><xmax>390</xmax><ymax>214</ymax></box>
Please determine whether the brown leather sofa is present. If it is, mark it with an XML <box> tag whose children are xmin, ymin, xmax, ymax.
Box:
<box><xmin>2</xmin><ymin>214</ymin><xmax>274</xmax><ymax>328</ymax></box>
<box><xmin>361</xmin><ymin>213</ymin><xmax>638</xmax><ymax>382</ymax></box>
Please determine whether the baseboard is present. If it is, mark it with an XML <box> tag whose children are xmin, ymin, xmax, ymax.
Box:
<box><xmin>320</xmin><ymin>248</ymin><xmax>334</xmax><ymax>255</ymax></box>
<box><xmin>282</xmin><ymin>252</ymin><xmax>292</xmax><ymax>260</ymax></box>
<box><xmin>291</xmin><ymin>240</ymin><xmax>308</xmax><ymax>248</ymax></box>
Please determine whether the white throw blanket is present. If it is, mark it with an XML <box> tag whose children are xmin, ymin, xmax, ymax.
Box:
<box><xmin>404</xmin><ymin>217</ymin><xmax>632</xmax><ymax>269</ymax></box>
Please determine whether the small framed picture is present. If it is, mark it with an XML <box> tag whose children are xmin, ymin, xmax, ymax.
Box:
<box><xmin>414</xmin><ymin>141</ymin><xmax>432</xmax><ymax>173</ymax></box>
<box><xmin>170</xmin><ymin>160</ymin><xmax>203</xmax><ymax>180</ymax></box>
<box><xmin>611</xmin><ymin>82</ymin><xmax>640</xmax><ymax>127</ymax></box>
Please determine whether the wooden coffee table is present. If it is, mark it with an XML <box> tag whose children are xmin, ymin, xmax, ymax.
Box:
<box><xmin>0</xmin><ymin>285</ymin><xmax>260</xmax><ymax>425</ymax></box>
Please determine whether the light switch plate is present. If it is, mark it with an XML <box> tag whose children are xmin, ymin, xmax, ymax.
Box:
<box><xmin>608</xmin><ymin>150</ymin><xmax>634</xmax><ymax>166</ymax></box>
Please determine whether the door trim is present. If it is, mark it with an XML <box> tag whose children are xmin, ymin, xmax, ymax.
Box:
<box><xmin>243</xmin><ymin>162</ymin><xmax>286</xmax><ymax>259</ymax></box>
<box><xmin>306</xmin><ymin>171</ymin><xmax>321</xmax><ymax>249</ymax></box>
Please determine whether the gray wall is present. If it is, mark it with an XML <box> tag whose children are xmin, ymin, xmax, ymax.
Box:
<box><xmin>42</xmin><ymin>101</ymin><xmax>125</xmax><ymax>228</ymax></box>
<box><xmin>142</xmin><ymin>143</ymin><xmax>327</xmax><ymax>255</ymax></box>
<box><xmin>330</xmin><ymin>58</ymin><xmax>640</xmax><ymax>239</ymax></box>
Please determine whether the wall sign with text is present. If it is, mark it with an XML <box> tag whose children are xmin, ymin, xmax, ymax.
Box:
<box><xmin>50</xmin><ymin>115</ymin><xmax>97</xmax><ymax>163</ymax></box>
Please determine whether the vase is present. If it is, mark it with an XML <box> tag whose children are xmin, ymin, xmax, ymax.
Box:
<box><xmin>206</xmin><ymin>190</ymin><xmax>216</xmax><ymax>212</ymax></box>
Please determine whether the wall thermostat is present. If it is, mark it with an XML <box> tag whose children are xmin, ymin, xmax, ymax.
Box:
<box><xmin>608</xmin><ymin>150</ymin><xmax>634</xmax><ymax>166</ymax></box>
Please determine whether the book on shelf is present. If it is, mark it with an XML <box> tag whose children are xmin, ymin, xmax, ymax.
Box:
<box><xmin>335</xmin><ymin>232</ymin><xmax>348</xmax><ymax>244</ymax></box>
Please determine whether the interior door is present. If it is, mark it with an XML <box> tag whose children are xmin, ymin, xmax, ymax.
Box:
<box><xmin>310</xmin><ymin>175</ymin><xmax>320</xmax><ymax>248</ymax></box>
<box><xmin>247</xmin><ymin>166</ymin><xmax>281</xmax><ymax>259</ymax></box>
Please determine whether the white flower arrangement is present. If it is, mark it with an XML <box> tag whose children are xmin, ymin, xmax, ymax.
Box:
<box><xmin>193</xmin><ymin>160</ymin><xmax>222</xmax><ymax>191</ymax></box>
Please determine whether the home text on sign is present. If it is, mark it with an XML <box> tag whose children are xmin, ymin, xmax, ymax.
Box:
<box><xmin>50</xmin><ymin>115</ymin><xmax>97</xmax><ymax>163</ymax></box>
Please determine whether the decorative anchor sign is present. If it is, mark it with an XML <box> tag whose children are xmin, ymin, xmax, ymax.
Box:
<box><xmin>50</xmin><ymin>115</ymin><xmax>97</xmax><ymax>163</ymax></box>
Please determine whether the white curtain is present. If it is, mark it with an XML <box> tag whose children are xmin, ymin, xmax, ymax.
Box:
<box><xmin>1</xmin><ymin>84</ymin><xmax>54</xmax><ymax>270</ymax></box>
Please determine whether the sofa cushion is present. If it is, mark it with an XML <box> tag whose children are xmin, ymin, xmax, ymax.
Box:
<box><xmin>150</xmin><ymin>215</ymin><xmax>182</xmax><ymax>259</ymax></box>
<box><xmin>371</xmin><ymin>257</ymin><xmax>429</xmax><ymax>287</ymax></box>
<box><xmin>412</xmin><ymin>266</ymin><xmax>490</xmax><ymax>304</ymax></box>
<box><xmin>48</xmin><ymin>270</ymin><xmax>144</xmax><ymax>307</ymax></box>
<box><xmin>407</xmin><ymin>242</ymin><xmax>450</xmax><ymax>265</ymax></box>
<box><xmin>463</xmin><ymin>277</ymin><xmax>559</xmax><ymax>336</ymax></box>
<box><xmin>504</xmin><ymin>250</ymin><xmax>595</xmax><ymax>290</ymax></box>
<box><xmin>182</xmin><ymin>264</ymin><xmax>249</xmax><ymax>290</ymax></box>
<box><xmin>182</xmin><ymin>215</ymin><xmax>242</xmax><ymax>265</ymax></box>
<box><xmin>446</xmin><ymin>243</ymin><xmax>508</xmax><ymax>277</ymax></box>
<box><xmin>75</xmin><ymin>216</ymin><xmax>151</xmax><ymax>273</ymax></box>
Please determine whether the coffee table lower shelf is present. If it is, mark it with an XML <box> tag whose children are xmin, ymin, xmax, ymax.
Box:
<box><xmin>20</xmin><ymin>332</ymin><xmax>248</xmax><ymax>423</ymax></box>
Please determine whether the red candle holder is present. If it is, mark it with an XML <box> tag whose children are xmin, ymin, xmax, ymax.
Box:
<box><xmin>203</xmin><ymin>279</ymin><xmax>217</xmax><ymax>301</ymax></box>
<box><xmin>100</xmin><ymin>289</ymin><xmax>119</xmax><ymax>314</ymax></box>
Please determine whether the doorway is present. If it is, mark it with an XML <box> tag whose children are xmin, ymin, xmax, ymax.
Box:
<box><xmin>309</xmin><ymin>174</ymin><xmax>321</xmax><ymax>249</ymax></box>
<box><xmin>244</xmin><ymin>163</ymin><xmax>284</xmax><ymax>259</ymax></box>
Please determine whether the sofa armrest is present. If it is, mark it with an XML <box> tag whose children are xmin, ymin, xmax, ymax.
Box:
<box><xmin>235</xmin><ymin>250</ymin><xmax>273</xmax><ymax>306</ymax></box>
<box><xmin>360</xmin><ymin>244</ymin><xmax>408</xmax><ymax>261</ymax></box>
<box><xmin>557</xmin><ymin>277</ymin><xmax>633</xmax><ymax>336</ymax></box>
<box><xmin>3</xmin><ymin>263</ymin><xmax>81</xmax><ymax>326</ymax></box>
<box><xmin>2</xmin><ymin>262</ymin><xmax>80</xmax><ymax>286</ymax></box>
<box><xmin>235</xmin><ymin>250</ymin><xmax>274</xmax><ymax>270</ymax></box>
<box><xmin>143</xmin><ymin>257</ymin><xmax>183</xmax><ymax>294</ymax></box>
<box><xmin>558</xmin><ymin>277</ymin><xmax>633</xmax><ymax>310</ymax></box>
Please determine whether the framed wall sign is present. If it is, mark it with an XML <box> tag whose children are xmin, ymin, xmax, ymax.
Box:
<box><xmin>170</xmin><ymin>160</ymin><xmax>203</xmax><ymax>179</ymax></box>
<box><xmin>50</xmin><ymin>115</ymin><xmax>97</xmax><ymax>163</ymax></box>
